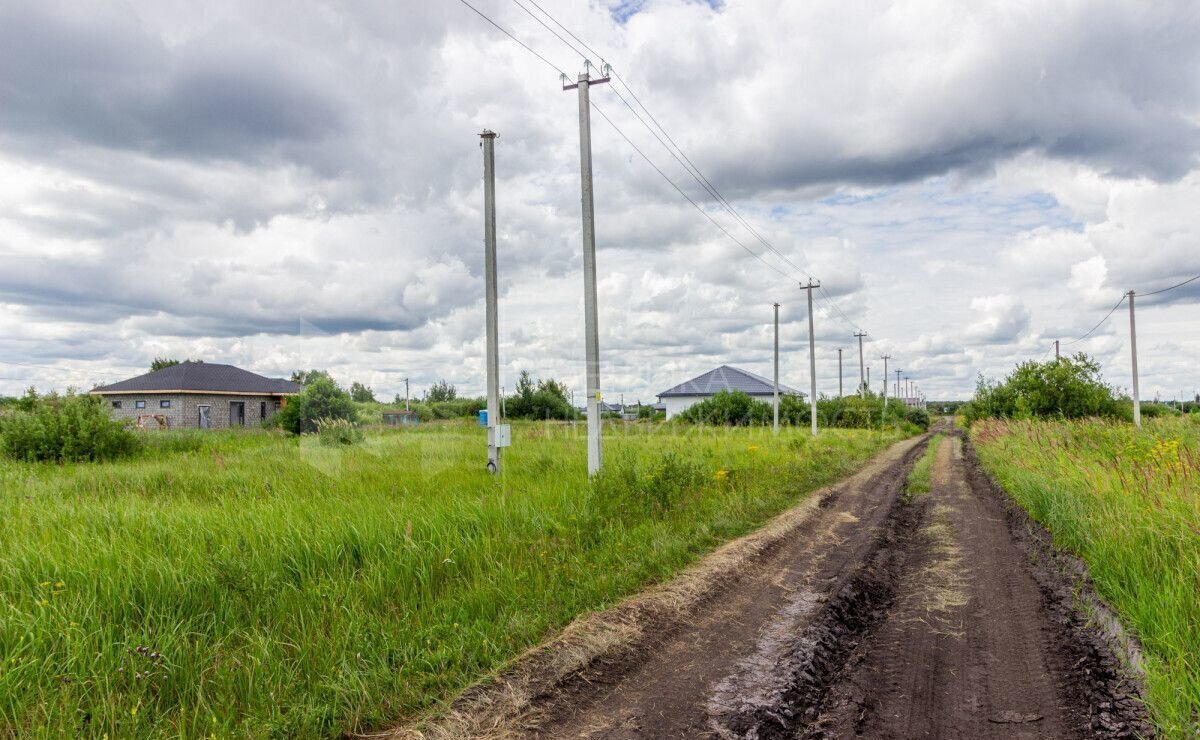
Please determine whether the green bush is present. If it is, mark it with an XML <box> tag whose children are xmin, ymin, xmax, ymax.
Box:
<box><xmin>315</xmin><ymin>417</ymin><xmax>364</xmax><ymax>446</ymax></box>
<box><xmin>505</xmin><ymin>371</ymin><xmax>577</xmax><ymax>420</ymax></box>
<box><xmin>0</xmin><ymin>390</ymin><xmax>140</xmax><ymax>462</ymax></box>
<box><xmin>903</xmin><ymin>406</ymin><xmax>931</xmax><ymax>430</ymax></box>
<box><xmin>678</xmin><ymin>390</ymin><xmax>773</xmax><ymax>425</ymax></box>
<box><xmin>272</xmin><ymin>377</ymin><xmax>357</xmax><ymax>434</ymax></box>
<box><xmin>964</xmin><ymin>353</ymin><xmax>1125</xmax><ymax>423</ymax></box>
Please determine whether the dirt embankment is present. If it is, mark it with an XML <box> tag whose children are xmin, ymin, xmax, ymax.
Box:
<box><xmin>388</xmin><ymin>425</ymin><xmax>1151</xmax><ymax>740</ymax></box>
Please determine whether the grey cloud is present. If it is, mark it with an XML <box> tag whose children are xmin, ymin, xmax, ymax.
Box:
<box><xmin>0</xmin><ymin>5</ymin><xmax>345</xmax><ymax>164</ymax></box>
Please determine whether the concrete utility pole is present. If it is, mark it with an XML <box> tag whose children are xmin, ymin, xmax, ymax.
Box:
<box><xmin>480</xmin><ymin>130</ymin><xmax>502</xmax><ymax>473</ymax></box>
<box><xmin>1055</xmin><ymin>339</ymin><xmax>1060</xmax><ymax>360</ymax></box>
<box><xmin>803</xmin><ymin>280</ymin><xmax>821</xmax><ymax>436</ymax></box>
<box><xmin>1128</xmin><ymin>290</ymin><xmax>1141</xmax><ymax>428</ymax></box>
<box><xmin>403</xmin><ymin>377</ymin><xmax>410</xmax><ymax>412</ymax></box>
<box><xmin>895</xmin><ymin>369</ymin><xmax>902</xmax><ymax>403</ymax></box>
<box><xmin>867</xmin><ymin>365</ymin><xmax>871</xmax><ymax>391</ymax></box>
<box><xmin>880</xmin><ymin>355</ymin><xmax>891</xmax><ymax>411</ymax></box>
<box><xmin>837</xmin><ymin>348</ymin><xmax>843</xmax><ymax>398</ymax></box>
<box><xmin>854</xmin><ymin>331</ymin><xmax>868</xmax><ymax>396</ymax></box>
<box><xmin>565</xmin><ymin>68</ymin><xmax>610</xmax><ymax>475</ymax></box>
<box><xmin>773</xmin><ymin>302</ymin><xmax>780</xmax><ymax>434</ymax></box>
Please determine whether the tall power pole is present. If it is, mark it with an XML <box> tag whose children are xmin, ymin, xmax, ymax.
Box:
<box><xmin>565</xmin><ymin>69</ymin><xmax>610</xmax><ymax>475</ymax></box>
<box><xmin>880</xmin><ymin>355</ymin><xmax>891</xmax><ymax>411</ymax></box>
<box><xmin>895</xmin><ymin>369</ymin><xmax>902</xmax><ymax>403</ymax></box>
<box><xmin>403</xmin><ymin>377</ymin><xmax>410</xmax><ymax>412</ymax></box>
<box><xmin>867</xmin><ymin>365</ymin><xmax>871</xmax><ymax>390</ymax></box>
<box><xmin>1128</xmin><ymin>290</ymin><xmax>1141</xmax><ymax>428</ymax></box>
<box><xmin>480</xmin><ymin>130</ymin><xmax>502</xmax><ymax>474</ymax></box>
<box><xmin>803</xmin><ymin>280</ymin><xmax>821</xmax><ymax>436</ymax></box>
<box><xmin>854</xmin><ymin>331</ymin><xmax>868</xmax><ymax>396</ymax></box>
<box><xmin>837</xmin><ymin>348</ymin><xmax>843</xmax><ymax>398</ymax></box>
<box><xmin>1054</xmin><ymin>339</ymin><xmax>1060</xmax><ymax>360</ymax></box>
<box><xmin>773</xmin><ymin>302</ymin><xmax>780</xmax><ymax>434</ymax></box>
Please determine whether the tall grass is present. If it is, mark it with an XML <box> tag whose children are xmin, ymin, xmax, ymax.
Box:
<box><xmin>973</xmin><ymin>416</ymin><xmax>1200</xmax><ymax>738</ymax></box>
<box><xmin>0</xmin><ymin>421</ymin><xmax>902</xmax><ymax>737</ymax></box>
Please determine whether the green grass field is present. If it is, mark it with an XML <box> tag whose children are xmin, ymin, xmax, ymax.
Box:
<box><xmin>973</xmin><ymin>416</ymin><xmax>1200</xmax><ymax>738</ymax></box>
<box><xmin>0</xmin><ymin>422</ymin><xmax>903</xmax><ymax>738</ymax></box>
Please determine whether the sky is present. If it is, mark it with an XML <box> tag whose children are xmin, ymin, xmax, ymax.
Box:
<box><xmin>1</xmin><ymin>0</ymin><xmax>1198</xmax><ymax>403</ymax></box>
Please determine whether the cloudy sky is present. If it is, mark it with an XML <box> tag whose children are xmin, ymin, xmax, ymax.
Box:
<box><xmin>1</xmin><ymin>0</ymin><xmax>1198</xmax><ymax>402</ymax></box>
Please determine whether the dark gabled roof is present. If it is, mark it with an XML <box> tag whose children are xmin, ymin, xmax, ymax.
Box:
<box><xmin>90</xmin><ymin>362</ymin><xmax>300</xmax><ymax>395</ymax></box>
<box><xmin>657</xmin><ymin>365</ymin><xmax>803</xmax><ymax>398</ymax></box>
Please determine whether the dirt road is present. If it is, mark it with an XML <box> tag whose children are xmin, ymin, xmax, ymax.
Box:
<box><xmin>398</xmin><ymin>426</ymin><xmax>1149</xmax><ymax>740</ymax></box>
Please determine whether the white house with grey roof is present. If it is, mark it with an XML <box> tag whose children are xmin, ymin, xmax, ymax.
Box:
<box><xmin>656</xmin><ymin>365</ymin><xmax>804</xmax><ymax>419</ymax></box>
<box><xmin>91</xmin><ymin>362</ymin><xmax>300</xmax><ymax>429</ymax></box>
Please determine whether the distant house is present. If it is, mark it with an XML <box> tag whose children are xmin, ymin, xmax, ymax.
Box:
<box><xmin>382</xmin><ymin>410</ymin><xmax>420</xmax><ymax>426</ymax></box>
<box><xmin>657</xmin><ymin>365</ymin><xmax>804</xmax><ymax>419</ymax></box>
<box><xmin>90</xmin><ymin>362</ymin><xmax>300</xmax><ymax>429</ymax></box>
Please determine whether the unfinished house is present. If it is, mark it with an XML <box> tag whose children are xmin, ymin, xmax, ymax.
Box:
<box><xmin>91</xmin><ymin>362</ymin><xmax>301</xmax><ymax>429</ymax></box>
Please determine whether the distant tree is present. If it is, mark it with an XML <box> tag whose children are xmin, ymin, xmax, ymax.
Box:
<box><xmin>427</xmin><ymin>380</ymin><xmax>458</xmax><ymax>403</ymax></box>
<box><xmin>151</xmin><ymin>358</ymin><xmax>198</xmax><ymax>372</ymax></box>
<box><xmin>350</xmin><ymin>381</ymin><xmax>376</xmax><ymax>403</ymax></box>
<box><xmin>272</xmin><ymin>376</ymin><xmax>357</xmax><ymax>434</ymax></box>
<box><xmin>505</xmin><ymin>370</ymin><xmax>576</xmax><ymax>420</ymax></box>
<box><xmin>963</xmin><ymin>353</ymin><xmax>1124</xmax><ymax>423</ymax></box>
<box><xmin>290</xmin><ymin>369</ymin><xmax>335</xmax><ymax>387</ymax></box>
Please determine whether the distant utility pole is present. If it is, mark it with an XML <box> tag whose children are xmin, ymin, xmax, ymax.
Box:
<box><xmin>565</xmin><ymin>66</ymin><xmax>610</xmax><ymax>475</ymax></box>
<box><xmin>773</xmin><ymin>302</ymin><xmax>780</xmax><ymax>434</ymax></box>
<box><xmin>1055</xmin><ymin>339</ymin><xmax>1060</xmax><ymax>360</ymax></box>
<box><xmin>1128</xmin><ymin>290</ymin><xmax>1141</xmax><ymax>428</ymax></box>
<box><xmin>895</xmin><ymin>369</ymin><xmax>902</xmax><ymax>402</ymax></box>
<box><xmin>837</xmin><ymin>348</ymin><xmax>843</xmax><ymax>398</ymax></box>
<box><xmin>867</xmin><ymin>365</ymin><xmax>871</xmax><ymax>391</ymax></box>
<box><xmin>880</xmin><ymin>355</ymin><xmax>891</xmax><ymax>411</ymax></box>
<box><xmin>803</xmin><ymin>280</ymin><xmax>821</xmax><ymax>436</ymax></box>
<box><xmin>480</xmin><ymin>130</ymin><xmax>503</xmax><ymax>473</ymax></box>
<box><xmin>403</xmin><ymin>377</ymin><xmax>410</xmax><ymax>411</ymax></box>
<box><xmin>854</xmin><ymin>331</ymin><xmax>868</xmax><ymax>397</ymax></box>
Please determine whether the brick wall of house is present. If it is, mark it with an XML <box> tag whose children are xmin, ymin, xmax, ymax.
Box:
<box><xmin>179</xmin><ymin>395</ymin><xmax>281</xmax><ymax>429</ymax></box>
<box><xmin>102</xmin><ymin>394</ymin><xmax>283</xmax><ymax>429</ymax></box>
<box><xmin>105</xmin><ymin>394</ymin><xmax>186</xmax><ymax>427</ymax></box>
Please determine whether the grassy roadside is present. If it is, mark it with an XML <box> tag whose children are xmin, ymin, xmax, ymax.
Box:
<box><xmin>972</xmin><ymin>416</ymin><xmax>1200</xmax><ymax>738</ymax></box>
<box><xmin>904</xmin><ymin>433</ymin><xmax>943</xmax><ymax>500</ymax></box>
<box><xmin>0</xmin><ymin>422</ymin><xmax>904</xmax><ymax>738</ymax></box>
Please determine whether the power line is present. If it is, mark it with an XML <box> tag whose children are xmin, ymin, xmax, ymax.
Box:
<box><xmin>1139</xmin><ymin>272</ymin><xmax>1200</xmax><ymax>297</ymax></box>
<box><xmin>817</xmin><ymin>284</ymin><xmax>864</xmax><ymax>333</ymax></box>
<box><xmin>456</xmin><ymin>0</ymin><xmax>567</xmax><ymax>76</ymax></box>
<box><xmin>458</xmin><ymin>0</ymin><xmax>794</xmax><ymax>283</ymax></box>
<box><xmin>1063</xmin><ymin>294</ymin><xmax>1126</xmax><ymax>346</ymax></box>
<box><xmin>514</xmin><ymin>0</ymin><xmax>816</xmax><ymax>283</ymax></box>
<box><xmin>509</xmin><ymin>0</ymin><xmax>592</xmax><ymax>67</ymax></box>
<box><xmin>522</xmin><ymin>0</ymin><xmax>609</xmax><ymax>63</ymax></box>
<box><xmin>587</xmin><ymin>101</ymin><xmax>794</xmax><ymax>280</ymax></box>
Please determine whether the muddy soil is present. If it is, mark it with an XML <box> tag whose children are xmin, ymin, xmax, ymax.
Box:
<box><xmin>394</xmin><ymin>424</ymin><xmax>1151</xmax><ymax>740</ymax></box>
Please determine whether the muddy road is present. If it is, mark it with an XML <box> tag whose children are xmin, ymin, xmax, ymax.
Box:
<box><xmin>398</xmin><ymin>425</ymin><xmax>1149</xmax><ymax>740</ymax></box>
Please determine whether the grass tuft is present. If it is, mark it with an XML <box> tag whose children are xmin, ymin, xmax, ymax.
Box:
<box><xmin>904</xmin><ymin>434</ymin><xmax>943</xmax><ymax>500</ymax></box>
